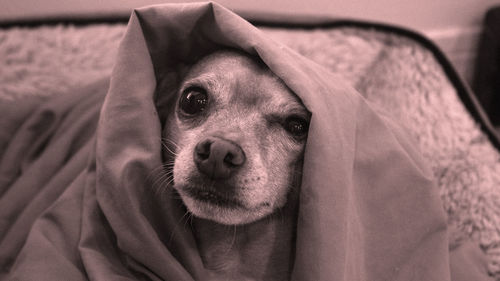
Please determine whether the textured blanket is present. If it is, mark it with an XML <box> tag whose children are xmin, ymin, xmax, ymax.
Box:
<box><xmin>0</xmin><ymin>2</ymin><xmax>496</xmax><ymax>280</ymax></box>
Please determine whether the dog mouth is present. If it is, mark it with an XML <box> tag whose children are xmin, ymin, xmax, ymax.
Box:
<box><xmin>175</xmin><ymin>183</ymin><xmax>276</xmax><ymax>225</ymax></box>
<box><xmin>183</xmin><ymin>186</ymin><xmax>245</xmax><ymax>209</ymax></box>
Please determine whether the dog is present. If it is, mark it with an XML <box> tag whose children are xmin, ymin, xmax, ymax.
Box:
<box><xmin>158</xmin><ymin>50</ymin><xmax>310</xmax><ymax>280</ymax></box>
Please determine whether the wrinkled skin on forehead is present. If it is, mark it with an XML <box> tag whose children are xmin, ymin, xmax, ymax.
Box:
<box><xmin>160</xmin><ymin>50</ymin><xmax>309</xmax><ymax>225</ymax></box>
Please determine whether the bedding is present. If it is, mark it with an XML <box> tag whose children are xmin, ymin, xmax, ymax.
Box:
<box><xmin>0</xmin><ymin>2</ymin><xmax>497</xmax><ymax>280</ymax></box>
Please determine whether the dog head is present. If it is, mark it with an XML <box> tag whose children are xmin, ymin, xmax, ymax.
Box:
<box><xmin>160</xmin><ymin>50</ymin><xmax>310</xmax><ymax>225</ymax></box>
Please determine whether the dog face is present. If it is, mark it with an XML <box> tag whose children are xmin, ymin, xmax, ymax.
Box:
<box><xmin>161</xmin><ymin>50</ymin><xmax>310</xmax><ymax>225</ymax></box>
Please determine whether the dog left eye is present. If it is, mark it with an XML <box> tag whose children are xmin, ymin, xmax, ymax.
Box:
<box><xmin>284</xmin><ymin>116</ymin><xmax>309</xmax><ymax>137</ymax></box>
<box><xmin>179</xmin><ymin>87</ymin><xmax>208</xmax><ymax>115</ymax></box>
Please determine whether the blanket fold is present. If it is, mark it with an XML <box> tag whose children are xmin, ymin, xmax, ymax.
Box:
<box><xmin>0</xmin><ymin>2</ymin><xmax>491</xmax><ymax>280</ymax></box>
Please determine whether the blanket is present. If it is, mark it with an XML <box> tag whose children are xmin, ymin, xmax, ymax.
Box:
<box><xmin>0</xmin><ymin>2</ymin><xmax>493</xmax><ymax>280</ymax></box>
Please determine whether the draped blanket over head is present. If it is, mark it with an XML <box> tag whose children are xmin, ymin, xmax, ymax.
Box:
<box><xmin>0</xmin><ymin>2</ymin><xmax>471</xmax><ymax>280</ymax></box>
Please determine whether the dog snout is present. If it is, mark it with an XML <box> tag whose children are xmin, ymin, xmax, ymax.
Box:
<box><xmin>194</xmin><ymin>137</ymin><xmax>246</xmax><ymax>179</ymax></box>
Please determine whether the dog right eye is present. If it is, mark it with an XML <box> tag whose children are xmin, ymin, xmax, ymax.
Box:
<box><xmin>179</xmin><ymin>87</ymin><xmax>208</xmax><ymax>115</ymax></box>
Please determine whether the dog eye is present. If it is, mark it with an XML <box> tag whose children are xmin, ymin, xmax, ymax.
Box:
<box><xmin>179</xmin><ymin>87</ymin><xmax>208</xmax><ymax>115</ymax></box>
<box><xmin>284</xmin><ymin>116</ymin><xmax>309</xmax><ymax>137</ymax></box>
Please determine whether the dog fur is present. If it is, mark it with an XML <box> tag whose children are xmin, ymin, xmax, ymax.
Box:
<box><xmin>157</xmin><ymin>50</ymin><xmax>309</xmax><ymax>280</ymax></box>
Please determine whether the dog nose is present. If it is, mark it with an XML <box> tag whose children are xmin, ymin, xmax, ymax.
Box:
<box><xmin>194</xmin><ymin>137</ymin><xmax>246</xmax><ymax>179</ymax></box>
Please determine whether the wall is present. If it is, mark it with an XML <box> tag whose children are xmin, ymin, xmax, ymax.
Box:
<box><xmin>1</xmin><ymin>0</ymin><xmax>500</xmax><ymax>81</ymax></box>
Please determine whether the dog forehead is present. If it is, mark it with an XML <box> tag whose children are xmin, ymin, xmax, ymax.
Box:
<box><xmin>188</xmin><ymin>52</ymin><xmax>298</xmax><ymax>107</ymax></box>
<box><xmin>195</xmin><ymin>50</ymin><xmax>259</xmax><ymax>70</ymax></box>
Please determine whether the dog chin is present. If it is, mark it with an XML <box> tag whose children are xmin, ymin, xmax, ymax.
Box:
<box><xmin>177</xmin><ymin>189</ymin><xmax>274</xmax><ymax>225</ymax></box>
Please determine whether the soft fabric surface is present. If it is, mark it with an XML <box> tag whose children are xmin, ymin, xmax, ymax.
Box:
<box><xmin>0</xmin><ymin>2</ymin><xmax>497</xmax><ymax>280</ymax></box>
<box><xmin>1</xmin><ymin>2</ymin><xmax>453</xmax><ymax>280</ymax></box>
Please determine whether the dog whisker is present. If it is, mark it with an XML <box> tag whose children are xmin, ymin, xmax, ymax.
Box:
<box><xmin>148</xmin><ymin>166</ymin><xmax>176</xmax><ymax>199</ymax></box>
<box><xmin>162</xmin><ymin>138</ymin><xmax>181</xmax><ymax>150</ymax></box>
<box><xmin>168</xmin><ymin>210</ymin><xmax>194</xmax><ymax>245</ymax></box>
<box><xmin>228</xmin><ymin>225</ymin><xmax>237</xmax><ymax>253</ymax></box>
<box><xmin>147</xmin><ymin>166</ymin><xmax>174</xmax><ymax>192</ymax></box>
<box><xmin>162</xmin><ymin>163</ymin><xmax>175</xmax><ymax>169</ymax></box>
<box><xmin>161</xmin><ymin>143</ymin><xmax>178</xmax><ymax>157</ymax></box>
<box><xmin>151</xmin><ymin>169</ymin><xmax>171</xmax><ymax>187</ymax></box>
<box><xmin>161</xmin><ymin>137</ymin><xmax>180</xmax><ymax>156</ymax></box>
<box><xmin>182</xmin><ymin>212</ymin><xmax>194</xmax><ymax>231</ymax></box>
<box><xmin>148</xmin><ymin>174</ymin><xmax>166</xmax><ymax>196</ymax></box>
<box><xmin>159</xmin><ymin>177</ymin><xmax>175</xmax><ymax>192</ymax></box>
<box><xmin>146</xmin><ymin>165</ymin><xmax>168</xmax><ymax>182</ymax></box>
<box><xmin>154</xmin><ymin>173</ymin><xmax>174</xmax><ymax>194</ymax></box>
<box><xmin>160</xmin><ymin>139</ymin><xmax>177</xmax><ymax>153</ymax></box>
